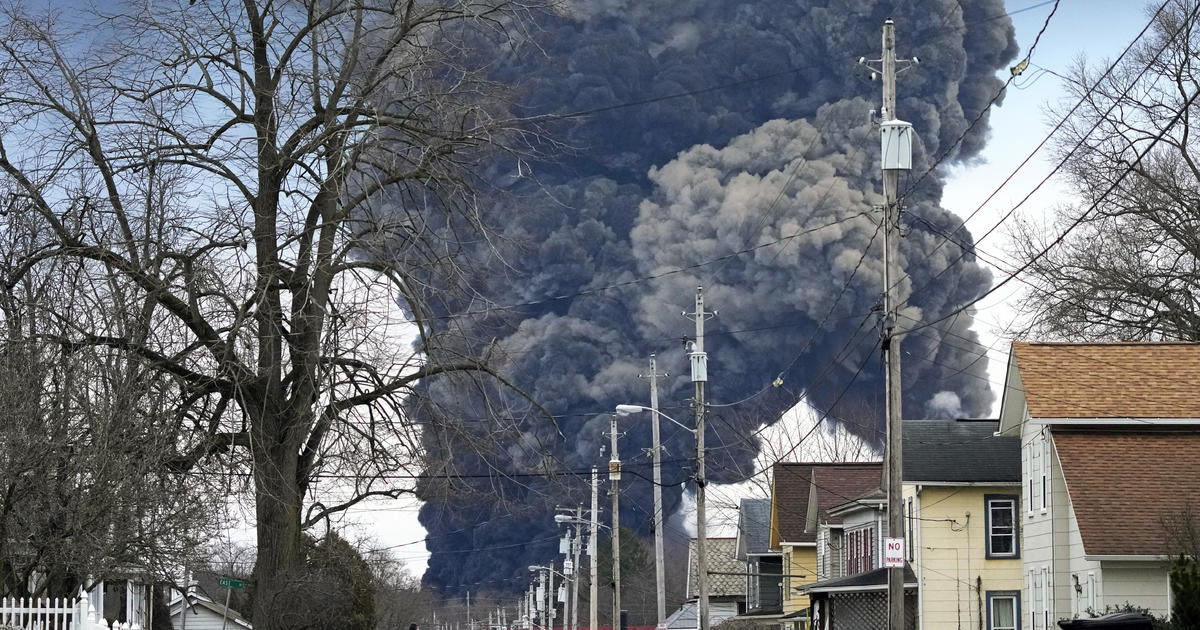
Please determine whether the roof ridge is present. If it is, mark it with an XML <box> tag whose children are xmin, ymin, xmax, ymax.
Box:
<box><xmin>1015</xmin><ymin>340</ymin><xmax>1200</xmax><ymax>347</ymax></box>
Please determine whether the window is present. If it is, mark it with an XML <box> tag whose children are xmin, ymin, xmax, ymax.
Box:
<box><xmin>1041</xmin><ymin>439</ymin><xmax>1051</xmax><ymax>511</ymax></box>
<box><xmin>1030</xmin><ymin>570</ymin><xmax>1041</xmax><ymax>630</ymax></box>
<box><xmin>1030</xmin><ymin>442</ymin><xmax>1042</xmax><ymax>514</ymax></box>
<box><xmin>906</xmin><ymin>497</ymin><xmax>915</xmax><ymax>561</ymax></box>
<box><xmin>1086</xmin><ymin>572</ymin><xmax>1096</xmax><ymax>613</ymax></box>
<box><xmin>985</xmin><ymin>495</ymin><xmax>1019</xmax><ymax>558</ymax></box>
<box><xmin>987</xmin><ymin>591</ymin><xmax>1021</xmax><ymax>630</ymax></box>
<box><xmin>1042</xmin><ymin>567</ymin><xmax>1052</xmax><ymax>630</ymax></box>
<box><xmin>845</xmin><ymin>526</ymin><xmax>875</xmax><ymax>575</ymax></box>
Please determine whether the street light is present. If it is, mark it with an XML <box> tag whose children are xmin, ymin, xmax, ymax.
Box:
<box><xmin>529</xmin><ymin>565</ymin><xmax>567</xmax><ymax>630</ymax></box>
<box><xmin>614</xmin><ymin>404</ymin><xmax>707</xmax><ymax>630</ymax></box>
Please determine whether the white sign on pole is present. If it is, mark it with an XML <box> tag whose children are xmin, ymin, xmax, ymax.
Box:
<box><xmin>884</xmin><ymin>537</ymin><xmax>905</xmax><ymax>568</ymax></box>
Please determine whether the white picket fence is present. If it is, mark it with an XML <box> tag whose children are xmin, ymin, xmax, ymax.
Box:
<box><xmin>0</xmin><ymin>595</ymin><xmax>141</xmax><ymax>630</ymax></box>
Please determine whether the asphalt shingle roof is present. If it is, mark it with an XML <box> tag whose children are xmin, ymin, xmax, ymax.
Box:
<box><xmin>902</xmin><ymin>419</ymin><xmax>1020</xmax><ymax>483</ymax></box>
<box><xmin>737</xmin><ymin>498</ymin><xmax>772</xmax><ymax>556</ymax></box>
<box><xmin>1052</xmin><ymin>430</ymin><xmax>1200</xmax><ymax>556</ymax></box>
<box><xmin>1012</xmin><ymin>342</ymin><xmax>1200</xmax><ymax>418</ymax></box>
<box><xmin>771</xmin><ymin>462</ymin><xmax>881</xmax><ymax>545</ymax></box>
<box><xmin>687</xmin><ymin>537</ymin><xmax>744</xmax><ymax>599</ymax></box>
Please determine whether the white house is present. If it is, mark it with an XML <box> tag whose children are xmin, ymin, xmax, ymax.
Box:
<box><xmin>998</xmin><ymin>341</ymin><xmax>1200</xmax><ymax>627</ymax></box>
<box><xmin>169</xmin><ymin>592</ymin><xmax>252</xmax><ymax>630</ymax></box>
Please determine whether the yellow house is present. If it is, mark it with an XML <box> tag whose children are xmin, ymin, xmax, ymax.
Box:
<box><xmin>903</xmin><ymin>419</ymin><xmax>1023</xmax><ymax>630</ymax></box>
<box><xmin>769</xmin><ymin>462</ymin><xmax>882</xmax><ymax>630</ymax></box>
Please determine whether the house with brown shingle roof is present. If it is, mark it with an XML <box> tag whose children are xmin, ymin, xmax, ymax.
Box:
<box><xmin>768</xmin><ymin>462</ymin><xmax>881</xmax><ymax>630</ymax></box>
<box><xmin>998</xmin><ymin>341</ymin><xmax>1200</xmax><ymax>627</ymax></box>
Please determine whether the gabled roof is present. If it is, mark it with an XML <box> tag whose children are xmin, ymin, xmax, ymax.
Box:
<box><xmin>771</xmin><ymin>462</ymin><xmax>881</xmax><ymax>545</ymax></box>
<box><xmin>170</xmin><ymin>593</ymin><xmax>253</xmax><ymax>629</ymax></box>
<box><xmin>1053</xmin><ymin>430</ymin><xmax>1200</xmax><ymax>556</ymax></box>
<box><xmin>686</xmin><ymin>537</ymin><xmax>744</xmax><ymax>599</ymax></box>
<box><xmin>736</xmin><ymin>498</ymin><xmax>772</xmax><ymax>558</ymax></box>
<box><xmin>1011</xmin><ymin>342</ymin><xmax>1200</xmax><ymax>419</ymax></box>
<box><xmin>662</xmin><ymin>600</ymin><xmax>741</xmax><ymax>630</ymax></box>
<box><xmin>903</xmin><ymin>419</ymin><xmax>1020</xmax><ymax>483</ymax></box>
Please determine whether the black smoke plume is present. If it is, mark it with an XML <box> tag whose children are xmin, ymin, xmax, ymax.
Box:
<box><xmin>404</xmin><ymin>0</ymin><xmax>1018</xmax><ymax>595</ymax></box>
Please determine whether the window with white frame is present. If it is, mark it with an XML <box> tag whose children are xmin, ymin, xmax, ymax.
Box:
<box><xmin>1042</xmin><ymin>566</ymin><xmax>1052</xmax><ymax>630</ymax></box>
<box><xmin>988</xmin><ymin>591</ymin><xmax>1020</xmax><ymax>630</ymax></box>
<box><xmin>1029</xmin><ymin>569</ymin><xmax>1041</xmax><ymax>630</ymax></box>
<box><xmin>1041</xmin><ymin>439</ymin><xmax>1051</xmax><ymax>511</ymax></box>
<box><xmin>1029</xmin><ymin>441</ymin><xmax>1042</xmax><ymax>515</ymax></box>
<box><xmin>985</xmin><ymin>495</ymin><xmax>1019</xmax><ymax>558</ymax></box>
<box><xmin>1087</xmin><ymin>572</ymin><xmax>1096</xmax><ymax>613</ymax></box>
<box><xmin>906</xmin><ymin>497</ymin><xmax>915</xmax><ymax>561</ymax></box>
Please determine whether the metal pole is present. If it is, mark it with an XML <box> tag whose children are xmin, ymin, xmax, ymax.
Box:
<box><xmin>609</xmin><ymin>415</ymin><xmax>621</xmax><ymax>630</ymax></box>
<box><xmin>881</xmin><ymin>18</ymin><xmax>906</xmax><ymax>630</ymax></box>
<box><xmin>220</xmin><ymin>586</ymin><xmax>231</xmax><ymax>630</ymax></box>
<box><xmin>590</xmin><ymin>466</ymin><xmax>599</xmax><ymax>630</ymax></box>
<box><xmin>690</xmin><ymin>286</ymin><xmax>710</xmax><ymax>630</ymax></box>
<box><xmin>647</xmin><ymin>355</ymin><xmax>667</xmax><ymax>626</ymax></box>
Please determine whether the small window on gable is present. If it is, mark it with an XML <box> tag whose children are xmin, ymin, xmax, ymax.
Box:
<box><xmin>985</xmin><ymin>494</ymin><xmax>1019</xmax><ymax>558</ymax></box>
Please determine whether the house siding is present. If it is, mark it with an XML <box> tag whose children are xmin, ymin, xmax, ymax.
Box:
<box><xmin>904</xmin><ymin>485</ymin><xmax>1023</xmax><ymax>630</ymax></box>
<box><xmin>1100</xmin><ymin>562</ymin><xmax>1170</xmax><ymax>615</ymax></box>
<box><xmin>1022</xmin><ymin>412</ymin><xmax>1075</xmax><ymax>628</ymax></box>
<box><xmin>781</xmin><ymin>545</ymin><xmax>817</xmax><ymax>615</ymax></box>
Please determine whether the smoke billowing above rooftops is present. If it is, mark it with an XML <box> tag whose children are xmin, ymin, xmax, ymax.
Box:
<box><xmin>402</xmin><ymin>0</ymin><xmax>1018</xmax><ymax>594</ymax></box>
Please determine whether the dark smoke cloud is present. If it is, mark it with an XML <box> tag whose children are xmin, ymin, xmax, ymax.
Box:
<box><xmin>406</xmin><ymin>0</ymin><xmax>1018</xmax><ymax>595</ymax></box>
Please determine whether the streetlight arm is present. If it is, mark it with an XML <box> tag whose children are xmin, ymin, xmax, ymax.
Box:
<box><xmin>614</xmin><ymin>404</ymin><xmax>696</xmax><ymax>434</ymax></box>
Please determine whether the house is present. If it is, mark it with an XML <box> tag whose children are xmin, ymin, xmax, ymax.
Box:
<box><xmin>804</xmin><ymin>486</ymin><xmax>918</xmax><ymax>630</ymax></box>
<box><xmin>662</xmin><ymin>537</ymin><xmax>744</xmax><ymax>630</ymax></box>
<box><xmin>732</xmin><ymin>498</ymin><xmax>783</xmax><ymax>628</ymax></box>
<box><xmin>902</xmin><ymin>418</ymin><xmax>1023</xmax><ymax>630</ymax></box>
<box><xmin>999</xmin><ymin>341</ymin><xmax>1200</xmax><ymax>627</ymax></box>
<box><xmin>169</xmin><ymin>591</ymin><xmax>253</xmax><ymax>629</ymax></box>
<box><xmin>769</xmin><ymin>462</ymin><xmax>882</xmax><ymax>630</ymax></box>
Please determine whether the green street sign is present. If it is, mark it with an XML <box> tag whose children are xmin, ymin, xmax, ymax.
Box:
<box><xmin>218</xmin><ymin>578</ymin><xmax>244</xmax><ymax>589</ymax></box>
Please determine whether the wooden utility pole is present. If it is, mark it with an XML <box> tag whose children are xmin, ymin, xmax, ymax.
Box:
<box><xmin>643</xmin><ymin>354</ymin><xmax>668</xmax><ymax>626</ymax></box>
<box><xmin>590</xmin><ymin>465</ymin><xmax>599</xmax><ymax>630</ymax></box>
<box><xmin>609</xmin><ymin>417</ymin><xmax>622</xmax><ymax>630</ymax></box>
<box><xmin>687</xmin><ymin>286</ymin><xmax>712</xmax><ymax>630</ymax></box>
<box><xmin>571</xmin><ymin>506</ymin><xmax>582</xmax><ymax>630</ymax></box>
<box><xmin>878</xmin><ymin>17</ymin><xmax>913</xmax><ymax>630</ymax></box>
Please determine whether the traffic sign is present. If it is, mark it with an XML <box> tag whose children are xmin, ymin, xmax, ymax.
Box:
<box><xmin>884</xmin><ymin>537</ymin><xmax>905</xmax><ymax>568</ymax></box>
<box><xmin>218</xmin><ymin>577</ymin><xmax>244</xmax><ymax>589</ymax></box>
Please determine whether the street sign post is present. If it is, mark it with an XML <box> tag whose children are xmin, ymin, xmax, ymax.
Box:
<box><xmin>217</xmin><ymin>577</ymin><xmax>243</xmax><ymax>630</ymax></box>
<box><xmin>884</xmin><ymin>537</ymin><xmax>905</xmax><ymax>568</ymax></box>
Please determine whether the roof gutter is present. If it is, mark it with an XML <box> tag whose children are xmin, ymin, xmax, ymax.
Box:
<box><xmin>1033</xmin><ymin>418</ymin><xmax>1200</xmax><ymax>426</ymax></box>
<box><xmin>1084</xmin><ymin>554</ymin><xmax>1170</xmax><ymax>562</ymax></box>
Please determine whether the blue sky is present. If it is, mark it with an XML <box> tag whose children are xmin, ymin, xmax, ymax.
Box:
<box><xmin>943</xmin><ymin>0</ymin><xmax>1153</xmax><ymax>412</ymax></box>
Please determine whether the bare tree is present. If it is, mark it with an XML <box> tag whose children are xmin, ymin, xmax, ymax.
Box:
<box><xmin>0</xmin><ymin>203</ymin><xmax>219</xmax><ymax>597</ymax></box>
<box><xmin>1011</xmin><ymin>0</ymin><xmax>1200</xmax><ymax>340</ymax></box>
<box><xmin>0</xmin><ymin>1</ymin><xmax>546</xmax><ymax>628</ymax></box>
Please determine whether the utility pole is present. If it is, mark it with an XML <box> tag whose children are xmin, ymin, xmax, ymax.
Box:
<box><xmin>874</xmin><ymin>17</ymin><xmax>914</xmax><ymax>630</ymax></box>
<box><xmin>608</xmin><ymin>418</ymin><xmax>622</xmax><ymax>630</ymax></box>
<box><xmin>589</xmin><ymin>464</ymin><xmax>599</xmax><ymax>630</ymax></box>
<box><xmin>642</xmin><ymin>354</ymin><xmax>668</xmax><ymax>626</ymax></box>
<box><xmin>548</xmin><ymin>566</ymin><xmax>556</xmax><ymax>630</ymax></box>
<box><xmin>537</xmin><ymin>572</ymin><xmax>547</xmax><ymax>629</ymax></box>
<box><xmin>687</xmin><ymin>286</ymin><xmax>713</xmax><ymax>630</ymax></box>
<box><xmin>571</xmin><ymin>506</ymin><xmax>582</xmax><ymax>630</ymax></box>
